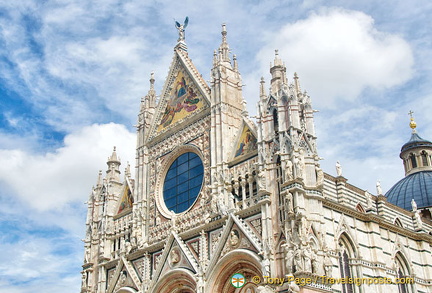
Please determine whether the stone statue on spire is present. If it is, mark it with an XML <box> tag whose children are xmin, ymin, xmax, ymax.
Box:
<box><xmin>175</xmin><ymin>17</ymin><xmax>189</xmax><ymax>42</ymax></box>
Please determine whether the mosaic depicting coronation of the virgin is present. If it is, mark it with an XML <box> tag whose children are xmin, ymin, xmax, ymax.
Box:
<box><xmin>157</xmin><ymin>70</ymin><xmax>204</xmax><ymax>132</ymax></box>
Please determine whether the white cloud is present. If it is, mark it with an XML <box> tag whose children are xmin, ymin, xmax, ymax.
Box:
<box><xmin>0</xmin><ymin>123</ymin><xmax>135</xmax><ymax>211</ymax></box>
<box><xmin>0</xmin><ymin>231</ymin><xmax>81</xmax><ymax>293</ymax></box>
<box><xmin>258</xmin><ymin>8</ymin><xmax>414</xmax><ymax>108</ymax></box>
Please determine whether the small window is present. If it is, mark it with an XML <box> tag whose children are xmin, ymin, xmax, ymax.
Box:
<box><xmin>338</xmin><ymin>235</ymin><xmax>355</xmax><ymax>293</ymax></box>
<box><xmin>410</xmin><ymin>154</ymin><xmax>417</xmax><ymax>168</ymax></box>
<box><xmin>273</xmin><ymin>109</ymin><xmax>279</xmax><ymax>132</ymax></box>
<box><xmin>356</xmin><ymin>203</ymin><xmax>365</xmax><ymax>213</ymax></box>
<box><xmin>394</xmin><ymin>218</ymin><xmax>403</xmax><ymax>228</ymax></box>
<box><xmin>395</xmin><ymin>253</ymin><xmax>411</xmax><ymax>293</ymax></box>
<box><xmin>421</xmin><ymin>151</ymin><xmax>429</xmax><ymax>166</ymax></box>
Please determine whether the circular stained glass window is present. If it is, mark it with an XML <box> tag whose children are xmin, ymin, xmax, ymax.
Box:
<box><xmin>163</xmin><ymin>152</ymin><xmax>204</xmax><ymax>213</ymax></box>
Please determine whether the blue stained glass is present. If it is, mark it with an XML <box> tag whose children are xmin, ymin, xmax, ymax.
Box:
<box><xmin>177</xmin><ymin>162</ymin><xmax>189</xmax><ymax>175</ymax></box>
<box><xmin>177</xmin><ymin>153</ymin><xmax>189</xmax><ymax>164</ymax></box>
<box><xmin>189</xmin><ymin>156</ymin><xmax>201</xmax><ymax>168</ymax></box>
<box><xmin>190</xmin><ymin>164</ymin><xmax>203</xmax><ymax>177</ymax></box>
<box><xmin>163</xmin><ymin>152</ymin><xmax>204</xmax><ymax>213</ymax></box>
<box><xmin>166</xmin><ymin>168</ymin><xmax>177</xmax><ymax>180</ymax></box>
<box><xmin>164</xmin><ymin>178</ymin><xmax>177</xmax><ymax>190</ymax></box>
<box><xmin>178</xmin><ymin>181</ymin><xmax>189</xmax><ymax>193</ymax></box>
<box><xmin>178</xmin><ymin>172</ymin><xmax>188</xmax><ymax>183</ymax></box>
<box><xmin>190</xmin><ymin>176</ymin><xmax>202</xmax><ymax>188</ymax></box>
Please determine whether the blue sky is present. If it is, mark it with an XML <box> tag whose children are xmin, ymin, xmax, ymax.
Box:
<box><xmin>0</xmin><ymin>1</ymin><xmax>431</xmax><ymax>292</ymax></box>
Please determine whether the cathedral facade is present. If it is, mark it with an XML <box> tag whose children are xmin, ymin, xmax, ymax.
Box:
<box><xmin>81</xmin><ymin>23</ymin><xmax>432</xmax><ymax>293</ymax></box>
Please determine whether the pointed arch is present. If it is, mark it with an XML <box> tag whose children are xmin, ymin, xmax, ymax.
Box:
<box><xmin>335</xmin><ymin>214</ymin><xmax>358</xmax><ymax>253</ymax></box>
<box><xmin>394</xmin><ymin>252</ymin><xmax>413</xmax><ymax>293</ymax></box>
<box><xmin>394</xmin><ymin>217</ymin><xmax>404</xmax><ymax>228</ymax></box>
<box><xmin>151</xmin><ymin>268</ymin><xmax>196</xmax><ymax>293</ymax></box>
<box><xmin>356</xmin><ymin>203</ymin><xmax>366</xmax><ymax>213</ymax></box>
<box><xmin>338</xmin><ymin>233</ymin><xmax>357</xmax><ymax>293</ymax></box>
<box><xmin>206</xmin><ymin>249</ymin><xmax>261</xmax><ymax>293</ymax></box>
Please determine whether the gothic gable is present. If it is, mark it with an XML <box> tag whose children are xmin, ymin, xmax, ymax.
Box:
<box><xmin>151</xmin><ymin>231</ymin><xmax>199</xmax><ymax>282</ymax></box>
<box><xmin>106</xmin><ymin>257</ymin><xmax>140</xmax><ymax>293</ymax></box>
<box><xmin>207</xmin><ymin>214</ymin><xmax>262</xmax><ymax>274</ymax></box>
<box><xmin>148</xmin><ymin>49</ymin><xmax>210</xmax><ymax>141</ymax></box>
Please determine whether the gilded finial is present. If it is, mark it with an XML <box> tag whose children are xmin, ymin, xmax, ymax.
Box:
<box><xmin>408</xmin><ymin>110</ymin><xmax>417</xmax><ymax>132</ymax></box>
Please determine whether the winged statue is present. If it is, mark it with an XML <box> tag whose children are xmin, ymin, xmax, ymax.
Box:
<box><xmin>175</xmin><ymin>16</ymin><xmax>189</xmax><ymax>42</ymax></box>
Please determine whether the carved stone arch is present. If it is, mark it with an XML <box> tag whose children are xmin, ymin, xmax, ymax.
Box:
<box><xmin>338</xmin><ymin>232</ymin><xmax>357</xmax><ymax>258</ymax></box>
<box><xmin>308</xmin><ymin>234</ymin><xmax>319</xmax><ymax>251</ymax></box>
<box><xmin>206</xmin><ymin>249</ymin><xmax>261</xmax><ymax>293</ymax></box>
<box><xmin>151</xmin><ymin>268</ymin><xmax>196</xmax><ymax>293</ymax></box>
<box><xmin>335</xmin><ymin>214</ymin><xmax>359</xmax><ymax>255</ymax></box>
<box><xmin>393</xmin><ymin>251</ymin><xmax>415</xmax><ymax>292</ymax></box>
<box><xmin>391</xmin><ymin>235</ymin><xmax>411</xmax><ymax>269</ymax></box>
<box><xmin>394</xmin><ymin>251</ymin><xmax>412</xmax><ymax>274</ymax></box>
<box><xmin>115</xmin><ymin>288</ymin><xmax>137</xmax><ymax>293</ymax></box>
<box><xmin>337</xmin><ymin>232</ymin><xmax>359</xmax><ymax>293</ymax></box>
<box><xmin>281</xmin><ymin>135</ymin><xmax>292</xmax><ymax>154</ymax></box>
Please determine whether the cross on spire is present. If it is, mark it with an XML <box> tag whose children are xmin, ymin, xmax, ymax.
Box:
<box><xmin>408</xmin><ymin>110</ymin><xmax>414</xmax><ymax>118</ymax></box>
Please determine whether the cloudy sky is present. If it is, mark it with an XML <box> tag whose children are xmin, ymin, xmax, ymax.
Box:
<box><xmin>0</xmin><ymin>0</ymin><xmax>431</xmax><ymax>292</ymax></box>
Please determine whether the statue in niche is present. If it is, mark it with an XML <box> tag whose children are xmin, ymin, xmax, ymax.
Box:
<box><xmin>311</xmin><ymin>249</ymin><xmax>323</xmax><ymax>275</ymax></box>
<box><xmin>125</xmin><ymin>239</ymin><xmax>132</xmax><ymax>254</ymax></box>
<box><xmin>283</xmin><ymin>244</ymin><xmax>294</xmax><ymax>274</ymax></box>
<box><xmin>286</xmin><ymin>159</ymin><xmax>294</xmax><ymax>181</ymax></box>
<box><xmin>217</xmin><ymin>195</ymin><xmax>227</xmax><ymax>215</ymax></box>
<box><xmin>257</xmin><ymin>169</ymin><xmax>266</xmax><ymax>190</ymax></box>
<box><xmin>293</xmin><ymin>151</ymin><xmax>304</xmax><ymax>180</ymax></box>
<box><xmin>99</xmin><ymin>240</ymin><xmax>105</xmax><ymax>257</ymax></box>
<box><xmin>297</xmin><ymin>213</ymin><xmax>309</xmax><ymax>244</ymax></box>
<box><xmin>81</xmin><ymin>272</ymin><xmax>87</xmax><ymax>287</ymax></box>
<box><xmin>316</xmin><ymin>164</ymin><xmax>324</xmax><ymax>186</ymax></box>
<box><xmin>323</xmin><ymin>253</ymin><xmax>333</xmax><ymax>276</ymax></box>
<box><xmin>294</xmin><ymin>249</ymin><xmax>303</xmax><ymax>272</ymax></box>
<box><xmin>302</xmin><ymin>244</ymin><xmax>312</xmax><ymax>272</ymax></box>
<box><xmin>320</xmin><ymin>232</ymin><xmax>328</xmax><ymax>251</ymax></box>
<box><xmin>262</xmin><ymin>256</ymin><xmax>271</xmax><ymax>276</ymax></box>
<box><xmin>335</xmin><ymin>161</ymin><xmax>342</xmax><ymax>177</ymax></box>
<box><xmin>85</xmin><ymin>250</ymin><xmax>91</xmax><ymax>263</ymax></box>
<box><xmin>285</xmin><ymin>192</ymin><xmax>294</xmax><ymax>214</ymax></box>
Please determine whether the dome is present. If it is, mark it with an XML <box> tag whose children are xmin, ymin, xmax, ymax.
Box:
<box><xmin>400</xmin><ymin>132</ymin><xmax>432</xmax><ymax>153</ymax></box>
<box><xmin>385</xmin><ymin>170</ymin><xmax>432</xmax><ymax>210</ymax></box>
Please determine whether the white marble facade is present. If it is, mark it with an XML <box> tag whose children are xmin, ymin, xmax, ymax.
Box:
<box><xmin>81</xmin><ymin>24</ymin><xmax>432</xmax><ymax>293</ymax></box>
